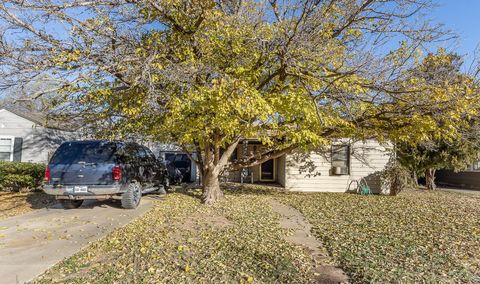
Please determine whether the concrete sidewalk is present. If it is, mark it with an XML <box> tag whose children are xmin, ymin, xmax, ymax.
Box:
<box><xmin>0</xmin><ymin>197</ymin><xmax>157</xmax><ymax>284</ymax></box>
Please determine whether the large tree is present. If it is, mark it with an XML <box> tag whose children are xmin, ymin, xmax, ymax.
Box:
<box><xmin>397</xmin><ymin>51</ymin><xmax>480</xmax><ymax>190</ymax></box>
<box><xmin>0</xmin><ymin>0</ymin><xmax>478</xmax><ymax>203</ymax></box>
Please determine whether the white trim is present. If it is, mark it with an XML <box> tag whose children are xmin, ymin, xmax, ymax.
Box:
<box><xmin>0</xmin><ymin>135</ymin><xmax>15</xmax><ymax>162</ymax></box>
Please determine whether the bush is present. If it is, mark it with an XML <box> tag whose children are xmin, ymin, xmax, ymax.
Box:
<box><xmin>381</xmin><ymin>161</ymin><xmax>415</xmax><ymax>196</ymax></box>
<box><xmin>0</xmin><ymin>161</ymin><xmax>46</xmax><ymax>192</ymax></box>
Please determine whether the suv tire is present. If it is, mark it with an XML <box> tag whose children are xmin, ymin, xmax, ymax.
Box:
<box><xmin>60</xmin><ymin>199</ymin><xmax>83</xmax><ymax>209</ymax></box>
<box><xmin>121</xmin><ymin>182</ymin><xmax>142</xmax><ymax>209</ymax></box>
<box><xmin>156</xmin><ymin>184</ymin><xmax>167</xmax><ymax>195</ymax></box>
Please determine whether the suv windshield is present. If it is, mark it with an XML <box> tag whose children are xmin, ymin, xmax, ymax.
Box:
<box><xmin>50</xmin><ymin>141</ymin><xmax>118</xmax><ymax>164</ymax></box>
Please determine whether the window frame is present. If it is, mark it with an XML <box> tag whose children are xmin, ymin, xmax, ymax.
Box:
<box><xmin>331</xmin><ymin>144</ymin><xmax>350</xmax><ymax>175</ymax></box>
<box><xmin>0</xmin><ymin>136</ymin><xmax>14</xmax><ymax>162</ymax></box>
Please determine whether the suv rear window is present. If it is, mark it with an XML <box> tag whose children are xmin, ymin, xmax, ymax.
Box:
<box><xmin>50</xmin><ymin>142</ymin><xmax>118</xmax><ymax>164</ymax></box>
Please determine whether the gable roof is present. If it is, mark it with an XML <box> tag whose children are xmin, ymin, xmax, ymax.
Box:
<box><xmin>0</xmin><ymin>107</ymin><xmax>81</xmax><ymax>132</ymax></box>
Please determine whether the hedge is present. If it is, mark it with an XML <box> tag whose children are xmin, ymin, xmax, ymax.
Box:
<box><xmin>0</xmin><ymin>161</ymin><xmax>46</xmax><ymax>192</ymax></box>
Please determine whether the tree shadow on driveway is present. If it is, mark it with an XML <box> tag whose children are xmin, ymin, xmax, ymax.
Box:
<box><xmin>25</xmin><ymin>191</ymin><xmax>57</xmax><ymax>209</ymax></box>
<box><xmin>44</xmin><ymin>192</ymin><xmax>164</xmax><ymax>210</ymax></box>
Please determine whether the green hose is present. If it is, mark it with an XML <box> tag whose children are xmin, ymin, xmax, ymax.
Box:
<box><xmin>360</xmin><ymin>184</ymin><xmax>371</xmax><ymax>195</ymax></box>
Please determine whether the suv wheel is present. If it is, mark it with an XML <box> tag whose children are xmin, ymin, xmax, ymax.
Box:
<box><xmin>121</xmin><ymin>182</ymin><xmax>142</xmax><ymax>209</ymax></box>
<box><xmin>60</xmin><ymin>199</ymin><xmax>83</xmax><ymax>209</ymax></box>
<box><xmin>156</xmin><ymin>184</ymin><xmax>167</xmax><ymax>195</ymax></box>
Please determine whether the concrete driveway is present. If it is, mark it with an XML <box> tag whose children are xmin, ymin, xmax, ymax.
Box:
<box><xmin>0</xmin><ymin>196</ymin><xmax>157</xmax><ymax>284</ymax></box>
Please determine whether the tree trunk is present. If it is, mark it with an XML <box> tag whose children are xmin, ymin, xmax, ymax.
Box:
<box><xmin>412</xmin><ymin>171</ymin><xmax>419</xmax><ymax>187</ymax></box>
<box><xmin>202</xmin><ymin>169</ymin><xmax>223</xmax><ymax>204</ymax></box>
<box><xmin>425</xmin><ymin>168</ymin><xmax>436</xmax><ymax>190</ymax></box>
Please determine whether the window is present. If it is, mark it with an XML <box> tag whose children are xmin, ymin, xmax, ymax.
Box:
<box><xmin>0</xmin><ymin>137</ymin><xmax>14</xmax><ymax>161</ymax></box>
<box><xmin>331</xmin><ymin>145</ymin><xmax>350</xmax><ymax>175</ymax></box>
<box><xmin>50</xmin><ymin>141</ymin><xmax>117</xmax><ymax>164</ymax></box>
<box><xmin>144</xmin><ymin>147</ymin><xmax>156</xmax><ymax>160</ymax></box>
<box><xmin>136</xmin><ymin>147</ymin><xmax>147</xmax><ymax>158</ymax></box>
<box><xmin>116</xmin><ymin>144</ymin><xmax>137</xmax><ymax>163</ymax></box>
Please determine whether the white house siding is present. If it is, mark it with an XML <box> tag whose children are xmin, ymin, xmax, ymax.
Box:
<box><xmin>0</xmin><ymin>109</ymin><xmax>75</xmax><ymax>163</ymax></box>
<box><xmin>284</xmin><ymin>140</ymin><xmax>391</xmax><ymax>193</ymax></box>
<box><xmin>276</xmin><ymin>155</ymin><xmax>286</xmax><ymax>187</ymax></box>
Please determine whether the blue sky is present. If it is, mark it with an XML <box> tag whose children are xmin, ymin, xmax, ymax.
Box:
<box><xmin>432</xmin><ymin>0</ymin><xmax>480</xmax><ymax>66</ymax></box>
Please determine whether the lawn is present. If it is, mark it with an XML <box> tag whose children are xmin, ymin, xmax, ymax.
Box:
<box><xmin>0</xmin><ymin>191</ymin><xmax>56</xmax><ymax>220</ymax></box>
<box><xmin>33</xmin><ymin>187</ymin><xmax>480</xmax><ymax>283</ymax></box>
<box><xmin>279</xmin><ymin>190</ymin><xmax>480</xmax><ymax>283</ymax></box>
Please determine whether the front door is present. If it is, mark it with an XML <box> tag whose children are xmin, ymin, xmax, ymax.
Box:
<box><xmin>260</xmin><ymin>159</ymin><xmax>275</xmax><ymax>181</ymax></box>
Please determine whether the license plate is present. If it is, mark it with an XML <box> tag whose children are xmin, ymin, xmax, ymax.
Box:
<box><xmin>74</xmin><ymin>186</ymin><xmax>88</xmax><ymax>193</ymax></box>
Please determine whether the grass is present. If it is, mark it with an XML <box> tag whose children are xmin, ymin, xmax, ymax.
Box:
<box><xmin>0</xmin><ymin>191</ymin><xmax>56</xmax><ymax>220</ymax></box>
<box><xmin>34</xmin><ymin>188</ymin><xmax>315</xmax><ymax>284</ymax></box>
<box><xmin>32</xmin><ymin>186</ymin><xmax>480</xmax><ymax>283</ymax></box>
<box><xmin>279</xmin><ymin>190</ymin><xmax>480</xmax><ymax>283</ymax></box>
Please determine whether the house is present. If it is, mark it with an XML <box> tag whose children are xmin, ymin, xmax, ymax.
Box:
<box><xmin>436</xmin><ymin>161</ymin><xmax>480</xmax><ymax>190</ymax></box>
<box><xmin>1</xmin><ymin>107</ymin><xmax>391</xmax><ymax>192</ymax></box>
<box><xmin>162</xmin><ymin>139</ymin><xmax>391</xmax><ymax>193</ymax></box>
<box><xmin>0</xmin><ymin>107</ymin><xmax>78</xmax><ymax>163</ymax></box>
<box><xmin>224</xmin><ymin>139</ymin><xmax>392</xmax><ymax>193</ymax></box>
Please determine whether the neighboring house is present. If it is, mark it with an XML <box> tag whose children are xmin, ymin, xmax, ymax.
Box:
<box><xmin>224</xmin><ymin>139</ymin><xmax>392</xmax><ymax>193</ymax></box>
<box><xmin>0</xmin><ymin>107</ymin><xmax>78</xmax><ymax>164</ymax></box>
<box><xmin>436</xmin><ymin>161</ymin><xmax>480</xmax><ymax>190</ymax></box>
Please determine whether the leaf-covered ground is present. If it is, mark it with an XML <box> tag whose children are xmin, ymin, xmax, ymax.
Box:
<box><xmin>0</xmin><ymin>192</ymin><xmax>56</xmax><ymax>220</ymax></box>
<box><xmin>34</xmin><ymin>189</ymin><xmax>316</xmax><ymax>284</ymax></box>
<box><xmin>279</xmin><ymin>190</ymin><xmax>480</xmax><ymax>283</ymax></box>
<box><xmin>32</xmin><ymin>187</ymin><xmax>480</xmax><ymax>283</ymax></box>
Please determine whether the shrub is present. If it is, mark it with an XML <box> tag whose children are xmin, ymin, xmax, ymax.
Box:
<box><xmin>0</xmin><ymin>161</ymin><xmax>46</xmax><ymax>192</ymax></box>
<box><xmin>381</xmin><ymin>161</ymin><xmax>415</xmax><ymax>196</ymax></box>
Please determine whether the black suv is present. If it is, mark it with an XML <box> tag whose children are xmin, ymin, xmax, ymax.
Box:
<box><xmin>43</xmin><ymin>140</ymin><xmax>168</xmax><ymax>209</ymax></box>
